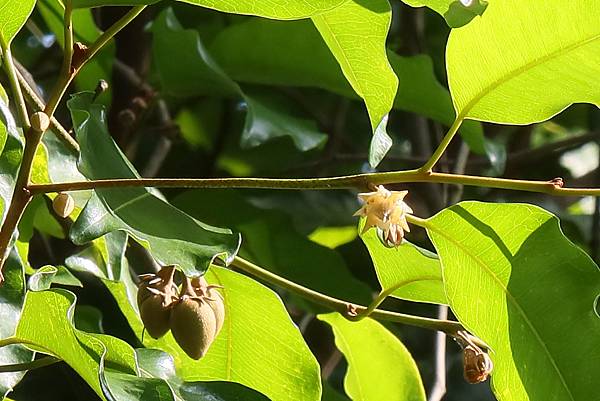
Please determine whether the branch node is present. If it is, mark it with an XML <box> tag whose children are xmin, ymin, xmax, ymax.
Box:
<box><xmin>549</xmin><ymin>177</ymin><xmax>564</xmax><ymax>189</ymax></box>
<box><xmin>71</xmin><ymin>42</ymin><xmax>88</xmax><ymax>73</ymax></box>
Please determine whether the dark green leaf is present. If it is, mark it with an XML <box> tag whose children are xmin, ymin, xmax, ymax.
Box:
<box><xmin>151</xmin><ymin>9</ymin><xmax>326</xmax><ymax>151</ymax></box>
<box><xmin>427</xmin><ymin>202</ymin><xmax>600</xmax><ymax>401</ymax></box>
<box><xmin>0</xmin><ymin>251</ymin><xmax>34</xmax><ymax>399</ymax></box>
<box><xmin>209</xmin><ymin>18</ymin><xmax>491</xmax><ymax>162</ymax></box>
<box><xmin>67</xmin><ymin>92</ymin><xmax>240</xmax><ymax>276</ymax></box>
<box><xmin>28</xmin><ymin>265</ymin><xmax>83</xmax><ymax>291</ymax></box>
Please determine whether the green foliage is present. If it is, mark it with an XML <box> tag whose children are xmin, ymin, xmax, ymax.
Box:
<box><xmin>1</xmin><ymin>1</ymin><xmax>600</xmax><ymax>400</ymax></box>
<box><xmin>427</xmin><ymin>202</ymin><xmax>600</xmax><ymax>401</ymax></box>
<box><xmin>312</xmin><ymin>0</ymin><xmax>398</xmax><ymax>166</ymax></box>
<box><xmin>360</xmin><ymin>227</ymin><xmax>446</xmax><ymax>304</ymax></box>
<box><xmin>0</xmin><ymin>252</ymin><xmax>33</xmax><ymax>399</ymax></box>
<box><xmin>319</xmin><ymin>313</ymin><xmax>426</xmax><ymax>401</ymax></box>
<box><xmin>0</xmin><ymin>0</ymin><xmax>35</xmax><ymax>45</ymax></box>
<box><xmin>68</xmin><ymin>92</ymin><xmax>240</xmax><ymax>276</ymax></box>
<box><xmin>447</xmin><ymin>0</ymin><xmax>600</xmax><ymax>124</ymax></box>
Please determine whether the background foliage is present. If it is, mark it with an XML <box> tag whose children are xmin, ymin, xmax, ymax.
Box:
<box><xmin>0</xmin><ymin>0</ymin><xmax>599</xmax><ymax>401</ymax></box>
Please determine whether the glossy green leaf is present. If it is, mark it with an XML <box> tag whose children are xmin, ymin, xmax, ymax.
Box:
<box><xmin>175</xmin><ymin>0</ymin><xmax>347</xmax><ymax>20</ymax></box>
<box><xmin>0</xmin><ymin>251</ymin><xmax>34</xmax><ymax>399</ymax></box>
<box><xmin>28</xmin><ymin>265</ymin><xmax>83</xmax><ymax>291</ymax></box>
<box><xmin>401</xmin><ymin>0</ymin><xmax>487</xmax><ymax>28</ymax></box>
<box><xmin>312</xmin><ymin>0</ymin><xmax>397</xmax><ymax>167</ymax></box>
<box><xmin>0</xmin><ymin>0</ymin><xmax>35</xmax><ymax>45</ymax></box>
<box><xmin>360</xmin><ymin>226</ymin><xmax>446</xmax><ymax>304</ymax></box>
<box><xmin>151</xmin><ymin>9</ymin><xmax>327</xmax><ymax>152</ymax></box>
<box><xmin>319</xmin><ymin>313</ymin><xmax>426</xmax><ymax>401</ymax></box>
<box><xmin>426</xmin><ymin>202</ymin><xmax>600</xmax><ymax>401</ymax></box>
<box><xmin>14</xmin><ymin>289</ymin><xmax>138</xmax><ymax>399</ymax></box>
<box><xmin>447</xmin><ymin>0</ymin><xmax>600</xmax><ymax>124</ymax></box>
<box><xmin>309</xmin><ymin>226</ymin><xmax>357</xmax><ymax>249</ymax></box>
<box><xmin>209</xmin><ymin>18</ymin><xmax>488</xmax><ymax>160</ymax></box>
<box><xmin>67</xmin><ymin>92</ymin><xmax>240</xmax><ymax>276</ymax></box>
<box><xmin>75</xmin><ymin>246</ymin><xmax>323</xmax><ymax>401</ymax></box>
<box><xmin>136</xmin><ymin>349</ymin><xmax>270</xmax><ymax>401</ymax></box>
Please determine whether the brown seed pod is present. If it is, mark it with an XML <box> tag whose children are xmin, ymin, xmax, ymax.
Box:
<box><xmin>463</xmin><ymin>344</ymin><xmax>493</xmax><ymax>384</ymax></box>
<box><xmin>137</xmin><ymin>265</ymin><xmax>177</xmax><ymax>339</ymax></box>
<box><xmin>52</xmin><ymin>192</ymin><xmax>75</xmax><ymax>218</ymax></box>
<box><xmin>171</xmin><ymin>277</ymin><xmax>219</xmax><ymax>360</ymax></box>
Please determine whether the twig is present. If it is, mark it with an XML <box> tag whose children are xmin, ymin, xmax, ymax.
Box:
<box><xmin>27</xmin><ymin>169</ymin><xmax>600</xmax><ymax>197</ymax></box>
<box><xmin>0</xmin><ymin>356</ymin><xmax>61</xmax><ymax>373</ymax></box>
<box><xmin>15</xmin><ymin>61</ymin><xmax>80</xmax><ymax>151</ymax></box>
<box><xmin>231</xmin><ymin>256</ymin><xmax>465</xmax><ymax>335</ymax></box>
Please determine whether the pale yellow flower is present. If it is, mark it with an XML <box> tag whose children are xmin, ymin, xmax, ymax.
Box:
<box><xmin>354</xmin><ymin>185</ymin><xmax>413</xmax><ymax>247</ymax></box>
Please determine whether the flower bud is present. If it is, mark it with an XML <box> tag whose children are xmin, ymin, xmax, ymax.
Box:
<box><xmin>462</xmin><ymin>344</ymin><xmax>493</xmax><ymax>384</ymax></box>
<box><xmin>30</xmin><ymin>111</ymin><xmax>50</xmax><ymax>133</ymax></box>
<box><xmin>52</xmin><ymin>192</ymin><xmax>75</xmax><ymax>218</ymax></box>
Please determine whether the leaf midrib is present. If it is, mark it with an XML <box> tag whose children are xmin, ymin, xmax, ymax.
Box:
<box><xmin>427</xmin><ymin>218</ymin><xmax>575</xmax><ymax>401</ymax></box>
<box><xmin>460</xmin><ymin>30</ymin><xmax>600</xmax><ymax>117</ymax></box>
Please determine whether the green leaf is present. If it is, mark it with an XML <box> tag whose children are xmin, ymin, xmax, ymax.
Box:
<box><xmin>0</xmin><ymin>0</ymin><xmax>35</xmax><ymax>45</ymax></box>
<box><xmin>311</xmin><ymin>0</ymin><xmax>398</xmax><ymax>167</ymax></box>
<box><xmin>401</xmin><ymin>0</ymin><xmax>488</xmax><ymax>28</ymax></box>
<box><xmin>136</xmin><ymin>349</ymin><xmax>270</xmax><ymax>401</ymax></box>
<box><xmin>67</xmin><ymin>92</ymin><xmax>240</xmax><ymax>276</ymax></box>
<box><xmin>0</xmin><ymin>251</ymin><xmax>34</xmax><ymax>399</ymax></box>
<box><xmin>360</xmin><ymin>227</ymin><xmax>446</xmax><ymax>304</ymax></box>
<box><xmin>28</xmin><ymin>265</ymin><xmax>83</xmax><ymax>291</ymax></box>
<box><xmin>319</xmin><ymin>313</ymin><xmax>426</xmax><ymax>401</ymax></box>
<box><xmin>447</xmin><ymin>0</ymin><xmax>600</xmax><ymax>124</ymax></box>
<box><xmin>14</xmin><ymin>289</ymin><xmax>139</xmax><ymax>399</ymax></box>
<box><xmin>75</xmin><ymin>245</ymin><xmax>323</xmax><ymax>401</ymax></box>
<box><xmin>309</xmin><ymin>226</ymin><xmax>357</xmax><ymax>249</ymax></box>
<box><xmin>174</xmin><ymin>0</ymin><xmax>347</xmax><ymax>20</ymax></box>
<box><xmin>209</xmin><ymin>18</ymin><xmax>490</xmax><ymax>162</ymax></box>
<box><xmin>426</xmin><ymin>202</ymin><xmax>600</xmax><ymax>401</ymax></box>
<box><xmin>151</xmin><ymin>9</ymin><xmax>327</xmax><ymax>152</ymax></box>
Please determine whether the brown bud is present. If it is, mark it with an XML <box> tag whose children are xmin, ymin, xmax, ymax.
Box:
<box><xmin>137</xmin><ymin>265</ymin><xmax>177</xmax><ymax>339</ymax></box>
<box><xmin>52</xmin><ymin>192</ymin><xmax>75</xmax><ymax>218</ymax></box>
<box><xmin>463</xmin><ymin>345</ymin><xmax>493</xmax><ymax>384</ymax></box>
<box><xmin>30</xmin><ymin>111</ymin><xmax>50</xmax><ymax>133</ymax></box>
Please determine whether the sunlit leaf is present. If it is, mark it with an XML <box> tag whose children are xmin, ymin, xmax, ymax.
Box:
<box><xmin>319</xmin><ymin>313</ymin><xmax>426</xmax><ymax>401</ymax></box>
<box><xmin>447</xmin><ymin>0</ymin><xmax>600</xmax><ymax>124</ymax></box>
<box><xmin>312</xmin><ymin>0</ymin><xmax>397</xmax><ymax>167</ymax></box>
<box><xmin>426</xmin><ymin>202</ymin><xmax>600</xmax><ymax>401</ymax></box>
<box><xmin>360</xmin><ymin>225</ymin><xmax>446</xmax><ymax>304</ymax></box>
<box><xmin>401</xmin><ymin>0</ymin><xmax>487</xmax><ymax>28</ymax></box>
<box><xmin>0</xmin><ymin>0</ymin><xmax>35</xmax><ymax>45</ymax></box>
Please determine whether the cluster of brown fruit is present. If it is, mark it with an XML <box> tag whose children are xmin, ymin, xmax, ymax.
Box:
<box><xmin>137</xmin><ymin>265</ymin><xmax>225</xmax><ymax>359</ymax></box>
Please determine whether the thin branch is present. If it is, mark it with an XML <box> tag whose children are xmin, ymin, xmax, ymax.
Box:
<box><xmin>419</xmin><ymin>116</ymin><xmax>464</xmax><ymax>172</ymax></box>
<box><xmin>27</xmin><ymin>169</ymin><xmax>600</xmax><ymax>197</ymax></box>
<box><xmin>231</xmin><ymin>256</ymin><xmax>465</xmax><ymax>335</ymax></box>
<box><xmin>0</xmin><ymin>36</ymin><xmax>30</xmax><ymax>130</ymax></box>
<box><xmin>15</xmin><ymin>61</ymin><xmax>80</xmax><ymax>151</ymax></box>
<box><xmin>0</xmin><ymin>3</ymin><xmax>147</xmax><ymax>282</ymax></box>
<box><xmin>0</xmin><ymin>356</ymin><xmax>61</xmax><ymax>373</ymax></box>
